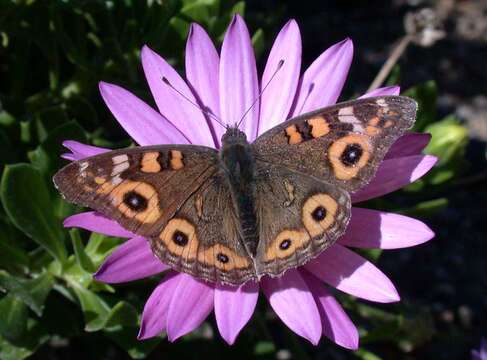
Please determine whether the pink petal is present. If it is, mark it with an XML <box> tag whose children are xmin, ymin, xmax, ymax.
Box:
<box><xmin>302</xmin><ymin>271</ymin><xmax>358</xmax><ymax>350</ymax></box>
<box><xmin>261</xmin><ymin>269</ymin><xmax>322</xmax><ymax>345</ymax></box>
<box><xmin>141</xmin><ymin>45</ymin><xmax>215</xmax><ymax>147</ymax></box>
<box><xmin>185</xmin><ymin>23</ymin><xmax>222</xmax><ymax>147</ymax></box>
<box><xmin>352</xmin><ymin>155</ymin><xmax>438</xmax><ymax>203</ymax></box>
<box><xmin>214</xmin><ymin>281</ymin><xmax>259</xmax><ymax>345</ymax></box>
<box><xmin>385</xmin><ymin>133</ymin><xmax>432</xmax><ymax>159</ymax></box>
<box><xmin>94</xmin><ymin>237</ymin><xmax>168</xmax><ymax>283</ymax></box>
<box><xmin>258</xmin><ymin>19</ymin><xmax>302</xmax><ymax>134</ymax></box>
<box><xmin>291</xmin><ymin>38</ymin><xmax>353</xmax><ymax>116</ymax></box>
<box><xmin>359</xmin><ymin>85</ymin><xmax>400</xmax><ymax>98</ymax></box>
<box><xmin>63</xmin><ymin>211</ymin><xmax>134</xmax><ymax>238</ymax></box>
<box><xmin>138</xmin><ymin>271</ymin><xmax>180</xmax><ymax>339</ymax></box>
<box><xmin>166</xmin><ymin>274</ymin><xmax>214</xmax><ymax>341</ymax></box>
<box><xmin>220</xmin><ymin>15</ymin><xmax>259</xmax><ymax>140</ymax></box>
<box><xmin>339</xmin><ymin>207</ymin><xmax>435</xmax><ymax>249</ymax></box>
<box><xmin>305</xmin><ymin>244</ymin><xmax>400</xmax><ymax>303</ymax></box>
<box><xmin>99</xmin><ymin>82</ymin><xmax>189</xmax><ymax>146</ymax></box>
<box><xmin>61</xmin><ymin>140</ymin><xmax>109</xmax><ymax>161</ymax></box>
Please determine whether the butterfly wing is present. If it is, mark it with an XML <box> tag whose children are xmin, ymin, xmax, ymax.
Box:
<box><xmin>252</xmin><ymin>96</ymin><xmax>417</xmax><ymax>192</ymax></box>
<box><xmin>54</xmin><ymin>145</ymin><xmax>255</xmax><ymax>284</ymax></box>
<box><xmin>54</xmin><ymin>145</ymin><xmax>219</xmax><ymax>235</ymax></box>
<box><xmin>253</xmin><ymin>162</ymin><xmax>351</xmax><ymax>278</ymax></box>
<box><xmin>251</xmin><ymin>96</ymin><xmax>416</xmax><ymax>276</ymax></box>
<box><xmin>149</xmin><ymin>172</ymin><xmax>256</xmax><ymax>285</ymax></box>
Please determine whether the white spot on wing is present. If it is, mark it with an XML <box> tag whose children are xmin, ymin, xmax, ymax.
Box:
<box><xmin>338</xmin><ymin>106</ymin><xmax>364</xmax><ymax>133</ymax></box>
<box><xmin>112</xmin><ymin>154</ymin><xmax>129</xmax><ymax>164</ymax></box>
<box><xmin>111</xmin><ymin>162</ymin><xmax>130</xmax><ymax>176</ymax></box>
<box><xmin>376</xmin><ymin>99</ymin><xmax>387</xmax><ymax>106</ymax></box>
<box><xmin>79</xmin><ymin>161</ymin><xmax>89</xmax><ymax>177</ymax></box>
<box><xmin>111</xmin><ymin>174</ymin><xmax>123</xmax><ymax>185</ymax></box>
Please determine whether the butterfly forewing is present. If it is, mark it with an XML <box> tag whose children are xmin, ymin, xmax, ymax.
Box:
<box><xmin>53</xmin><ymin>145</ymin><xmax>219</xmax><ymax>237</ymax></box>
<box><xmin>252</xmin><ymin>96</ymin><xmax>417</xmax><ymax>193</ymax></box>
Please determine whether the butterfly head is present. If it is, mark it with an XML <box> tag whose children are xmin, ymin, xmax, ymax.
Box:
<box><xmin>221</xmin><ymin>126</ymin><xmax>248</xmax><ymax>147</ymax></box>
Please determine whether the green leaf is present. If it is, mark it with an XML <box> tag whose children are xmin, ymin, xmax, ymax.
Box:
<box><xmin>0</xmin><ymin>294</ymin><xmax>28</xmax><ymax>342</ymax></box>
<box><xmin>401</xmin><ymin>198</ymin><xmax>448</xmax><ymax>218</ymax></box>
<box><xmin>105</xmin><ymin>326</ymin><xmax>161</xmax><ymax>359</ymax></box>
<box><xmin>181</xmin><ymin>2</ymin><xmax>211</xmax><ymax>24</ymax></box>
<box><xmin>251</xmin><ymin>29</ymin><xmax>265</xmax><ymax>60</ymax></box>
<box><xmin>70</xmin><ymin>229</ymin><xmax>97</xmax><ymax>273</ymax></box>
<box><xmin>0</xmin><ymin>219</ymin><xmax>29</xmax><ymax>268</ymax></box>
<box><xmin>71</xmin><ymin>283</ymin><xmax>110</xmax><ymax>332</ymax></box>
<box><xmin>34</xmin><ymin>106</ymin><xmax>70</xmax><ymax>143</ymax></box>
<box><xmin>0</xmin><ymin>336</ymin><xmax>34</xmax><ymax>360</ymax></box>
<box><xmin>254</xmin><ymin>341</ymin><xmax>276</xmax><ymax>355</ymax></box>
<box><xmin>231</xmin><ymin>1</ymin><xmax>245</xmax><ymax>16</ymax></box>
<box><xmin>1</xmin><ymin>164</ymin><xmax>67</xmax><ymax>263</ymax></box>
<box><xmin>404</xmin><ymin>81</ymin><xmax>437</xmax><ymax>131</ymax></box>
<box><xmin>0</xmin><ymin>271</ymin><xmax>54</xmax><ymax>316</ymax></box>
<box><xmin>407</xmin><ymin>116</ymin><xmax>469</xmax><ymax>187</ymax></box>
<box><xmin>354</xmin><ymin>348</ymin><xmax>383</xmax><ymax>360</ymax></box>
<box><xmin>105</xmin><ymin>301</ymin><xmax>139</xmax><ymax>329</ymax></box>
<box><xmin>425</xmin><ymin>116</ymin><xmax>468</xmax><ymax>167</ymax></box>
<box><xmin>29</xmin><ymin>120</ymin><xmax>87</xmax><ymax>178</ymax></box>
<box><xmin>0</xmin><ymin>319</ymin><xmax>49</xmax><ymax>360</ymax></box>
<box><xmin>0</xmin><ymin>110</ymin><xmax>15</xmax><ymax>127</ymax></box>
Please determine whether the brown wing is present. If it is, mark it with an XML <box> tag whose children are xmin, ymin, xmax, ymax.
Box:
<box><xmin>253</xmin><ymin>162</ymin><xmax>351</xmax><ymax>278</ymax></box>
<box><xmin>252</xmin><ymin>96</ymin><xmax>417</xmax><ymax>192</ymax></box>
<box><xmin>53</xmin><ymin>145</ymin><xmax>256</xmax><ymax>285</ymax></box>
<box><xmin>53</xmin><ymin>145</ymin><xmax>219</xmax><ymax>237</ymax></box>
<box><xmin>149</xmin><ymin>171</ymin><xmax>256</xmax><ymax>285</ymax></box>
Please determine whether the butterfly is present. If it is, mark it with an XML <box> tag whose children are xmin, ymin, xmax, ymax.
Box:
<box><xmin>53</xmin><ymin>96</ymin><xmax>417</xmax><ymax>285</ymax></box>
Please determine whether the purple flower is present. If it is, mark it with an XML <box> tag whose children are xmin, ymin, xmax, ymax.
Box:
<box><xmin>472</xmin><ymin>338</ymin><xmax>487</xmax><ymax>360</ymax></box>
<box><xmin>62</xmin><ymin>16</ymin><xmax>437</xmax><ymax>348</ymax></box>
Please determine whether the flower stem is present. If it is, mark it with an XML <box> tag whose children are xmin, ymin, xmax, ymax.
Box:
<box><xmin>367</xmin><ymin>34</ymin><xmax>413</xmax><ymax>92</ymax></box>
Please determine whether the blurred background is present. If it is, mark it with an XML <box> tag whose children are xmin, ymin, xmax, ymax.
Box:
<box><xmin>0</xmin><ymin>0</ymin><xmax>486</xmax><ymax>359</ymax></box>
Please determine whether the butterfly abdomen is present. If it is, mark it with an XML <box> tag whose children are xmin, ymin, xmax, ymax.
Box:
<box><xmin>221</xmin><ymin>128</ymin><xmax>259</xmax><ymax>258</ymax></box>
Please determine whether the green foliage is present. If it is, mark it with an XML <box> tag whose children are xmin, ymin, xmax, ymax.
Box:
<box><xmin>0</xmin><ymin>0</ymin><xmax>472</xmax><ymax>359</ymax></box>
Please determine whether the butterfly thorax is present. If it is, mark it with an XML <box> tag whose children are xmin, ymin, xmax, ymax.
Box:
<box><xmin>220</xmin><ymin>126</ymin><xmax>259</xmax><ymax>257</ymax></box>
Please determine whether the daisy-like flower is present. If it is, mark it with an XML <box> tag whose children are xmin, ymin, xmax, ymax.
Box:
<box><xmin>62</xmin><ymin>15</ymin><xmax>437</xmax><ymax>348</ymax></box>
<box><xmin>472</xmin><ymin>338</ymin><xmax>487</xmax><ymax>360</ymax></box>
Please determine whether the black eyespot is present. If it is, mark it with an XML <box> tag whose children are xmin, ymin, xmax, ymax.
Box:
<box><xmin>340</xmin><ymin>143</ymin><xmax>363</xmax><ymax>166</ymax></box>
<box><xmin>279</xmin><ymin>239</ymin><xmax>292</xmax><ymax>250</ymax></box>
<box><xmin>216</xmin><ymin>253</ymin><xmax>229</xmax><ymax>263</ymax></box>
<box><xmin>172</xmin><ymin>231</ymin><xmax>188</xmax><ymax>246</ymax></box>
<box><xmin>123</xmin><ymin>191</ymin><xmax>148</xmax><ymax>211</ymax></box>
<box><xmin>311</xmin><ymin>206</ymin><xmax>327</xmax><ymax>221</ymax></box>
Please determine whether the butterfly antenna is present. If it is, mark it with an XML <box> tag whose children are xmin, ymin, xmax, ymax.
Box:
<box><xmin>236</xmin><ymin>59</ymin><xmax>285</xmax><ymax>129</ymax></box>
<box><xmin>161</xmin><ymin>77</ymin><xmax>227</xmax><ymax>129</ymax></box>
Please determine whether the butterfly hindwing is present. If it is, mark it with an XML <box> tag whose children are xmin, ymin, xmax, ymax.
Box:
<box><xmin>252</xmin><ymin>96</ymin><xmax>417</xmax><ymax>193</ymax></box>
<box><xmin>148</xmin><ymin>172</ymin><xmax>255</xmax><ymax>285</ymax></box>
<box><xmin>253</xmin><ymin>162</ymin><xmax>351</xmax><ymax>277</ymax></box>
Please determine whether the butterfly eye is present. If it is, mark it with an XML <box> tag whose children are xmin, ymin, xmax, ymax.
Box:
<box><xmin>159</xmin><ymin>218</ymin><xmax>199</xmax><ymax>259</ymax></box>
<box><xmin>302</xmin><ymin>193</ymin><xmax>338</xmax><ymax>237</ymax></box>
<box><xmin>197</xmin><ymin>244</ymin><xmax>250</xmax><ymax>270</ymax></box>
<box><xmin>328</xmin><ymin>134</ymin><xmax>371</xmax><ymax>180</ymax></box>
<box><xmin>107</xmin><ymin>181</ymin><xmax>161</xmax><ymax>223</ymax></box>
<box><xmin>216</xmin><ymin>253</ymin><xmax>229</xmax><ymax>264</ymax></box>
<box><xmin>123</xmin><ymin>191</ymin><xmax>148</xmax><ymax>211</ymax></box>
<box><xmin>172</xmin><ymin>230</ymin><xmax>189</xmax><ymax>246</ymax></box>
<box><xmin>311</xmin><ymin>205</ymin><xmax>327</xmax><ymax>221</ymax></box>
<box><xmin>266</xmin><ymin>230</ymin><xmax>310</xmax><ymax>261</ymax></box>
<box><xmin>279</xmin><ymin>239</ymin><xmax>292</xmax><ymax>250</ymax></box>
